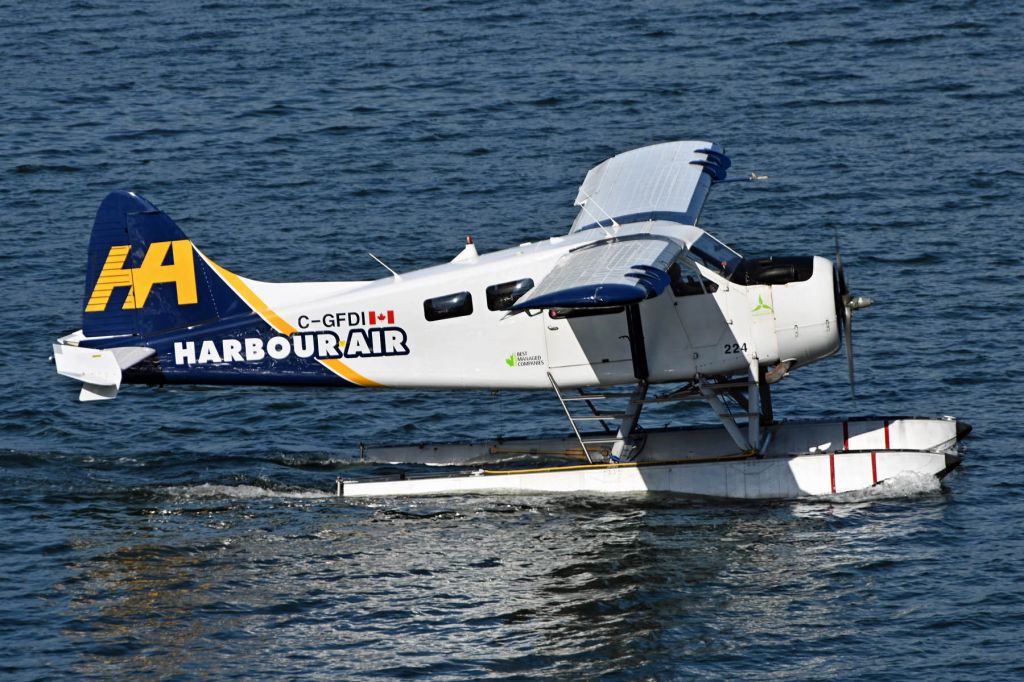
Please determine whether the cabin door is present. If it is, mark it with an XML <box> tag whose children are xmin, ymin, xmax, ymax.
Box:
<box><xmin>543</xmin><ymin>309</ymin><xmax>632</xmax><ymax>371</ymax></box>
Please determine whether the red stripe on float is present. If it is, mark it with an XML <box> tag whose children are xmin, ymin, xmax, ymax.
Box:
<box><xmin>871</xmin><ymin>451</ymin><xmax>878</xmax><ymax>484</ymax></box>
<box><xmin>884</xmin><ymin>420</ymin><xmax>890</xmax><ymax>449</ymax></box>
<box><xmin>830</xmin><ymin>453</ymin><xmax>836</xmax><ymax>493</ymax></box>
<box><xmin>842</xmin><ymin>421</ymin><xmax>849</xmax><ymax>451</ymax></box>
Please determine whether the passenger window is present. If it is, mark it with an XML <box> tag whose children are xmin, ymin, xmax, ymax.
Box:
<box><xmin>486</xmin><ymin>279</ymin><xmax>534</xmax><ymax>311</ymax></box>
<box><xmin>424</xmin><ymin>291</ymin><xmax>473</xmax><ymax>321</ymax></box>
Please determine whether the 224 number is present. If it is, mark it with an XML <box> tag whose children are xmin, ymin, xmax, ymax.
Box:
<box><xmin>723</xmin><ymin>343</ymin><xmax>748</xmax><ymax>354</ymax></box>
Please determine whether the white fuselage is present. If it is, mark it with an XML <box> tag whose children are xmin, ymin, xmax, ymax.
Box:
<box><xmin>194</xmin><ymin>219</ymin><xmax>840</xmax><ymax>389</ymax></box>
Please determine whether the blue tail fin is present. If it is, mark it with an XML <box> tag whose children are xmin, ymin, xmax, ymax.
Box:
<box><xmin>82</xmin><ymin>191</ymin><xmax>250</xmax><ymax>338</ymax></box>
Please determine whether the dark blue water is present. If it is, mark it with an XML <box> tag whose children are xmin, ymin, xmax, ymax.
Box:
<box><xmin>3</xmin><ymin>1</ymin><xmax>1023</xmax><ymax>679</ymax></box>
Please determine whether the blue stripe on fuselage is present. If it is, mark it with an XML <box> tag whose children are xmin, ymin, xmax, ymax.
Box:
<box><xmin>79</xmin><ymin>315</ymin><xmax>359</xmax><ymax>388</ymax></box>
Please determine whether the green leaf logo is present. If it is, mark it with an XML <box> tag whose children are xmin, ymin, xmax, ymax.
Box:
<box><xmin>752</xmin><ymin>294</ymin><xmax>773</xmax><ymax>314</ymax></box>
<box><xmin>505</xmin><ymin>354</ymin><xmax>516</xmax><ymax>367</ymax></box>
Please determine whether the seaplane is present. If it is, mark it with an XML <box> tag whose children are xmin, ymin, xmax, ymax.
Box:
<box><xmin>52</xmin><ymin>140</ymin><xmax>970</xmax><ymax>499</ymax></box>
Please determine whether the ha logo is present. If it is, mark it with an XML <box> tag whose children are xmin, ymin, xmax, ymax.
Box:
<box><xmin>85</xmin><ymin>240</ymin><xmax>197</xmax><ymax>312</ymax></box>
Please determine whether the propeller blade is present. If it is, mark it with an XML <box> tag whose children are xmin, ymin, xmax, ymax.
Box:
<box><xmin>834</xmin><ymin>231</ymin><xmax>849</xmax><ymax>299</ymax></box>
<box><xmin>844</xmin><ymin>305</ymin><xmax>855</xmax><ymax>398</ymax></box>
<box><xmin>834</xmin><ymin>229</ymin><xmax>856</xmax><ymax>398</ymax></box>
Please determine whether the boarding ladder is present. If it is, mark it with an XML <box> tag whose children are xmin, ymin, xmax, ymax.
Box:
<box><xmin>548</xmin><ymin>373</ymin><xmax>649</xmax><ymax>464</ymax></box>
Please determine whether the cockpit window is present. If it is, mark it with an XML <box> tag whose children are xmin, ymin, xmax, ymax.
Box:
<box><xmin>486</xmin><ymin>278</ymin><xmax>534</xmax><ymax>311</ymax></box>
<box><xmin>689</xmin><ymin>234</ymin><xmax>742</xmax><ymax>278</ymax></box>
<box><xmin>668</xmin><ymin>262</ymin><xmax>718</xmax><ymax>297</ymax></box>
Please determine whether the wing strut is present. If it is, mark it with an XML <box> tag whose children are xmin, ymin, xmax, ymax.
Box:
<box><xmin>625</xmin><ymin>303</ymin><xmax>648</xmax><ymax>381</ymax></box>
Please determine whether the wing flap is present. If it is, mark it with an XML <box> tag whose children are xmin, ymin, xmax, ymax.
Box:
<box><xmin>570</xmin><ymin>141</ymin><xmax>728</xmax><ymax>232</ymax></box>
<box><xmin>511</xmin><ymin>237</ymin><xmax>681</xmax><ymax>310</ymax></box>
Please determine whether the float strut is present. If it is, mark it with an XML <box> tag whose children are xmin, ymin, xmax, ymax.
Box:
<box><xmin>699</xmin><ymin>380</ymin><xmax>753</xmax><ymax>452</ymax></box>
<box><xmin>747</xmin><ymin>359</ymin><xmax>760</xmax><ymax>453</ymax></box>
<box><xmin>611</xmin><ymin>380</ymin><xmax>648</xmax><ymax>462</ymax></box>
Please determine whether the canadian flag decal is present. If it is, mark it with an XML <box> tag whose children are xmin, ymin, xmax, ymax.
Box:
<box><xmin>368</xmin><ymin>309</ymin><xmax>395</xmax><ymax>325</ymax></box>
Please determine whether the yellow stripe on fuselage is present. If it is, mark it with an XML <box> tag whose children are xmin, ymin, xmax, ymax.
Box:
<box><xmin>203</xmin><ymin>255</ymin><xmax>383</xmax><ymax>388</ymax></box>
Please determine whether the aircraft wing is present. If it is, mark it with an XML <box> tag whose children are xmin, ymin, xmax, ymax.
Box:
<box><xmin>511</xmin><ymin>236</ymin><xmax>682</xmax><ymax>310</ymax></box>
<box><xmin>570</xmin><ymin>141</ymin><xmax>729</xmax><ymax>233</ymax></box>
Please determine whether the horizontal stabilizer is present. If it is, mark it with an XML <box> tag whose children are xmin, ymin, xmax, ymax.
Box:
<box><xmin>53</xmin><ymin>343</ymin><xmax>155</xmax><ymax>401</ymax></box>
<box><xmin>511</xmin><ymin>236</ymin><xmax>681</xmax><ymax>310</ymax></box>
<box><xmin>570</xmin><ymin>141</ymin><xmax>727</xmax><ymax>232</ymax></box>
<box><xmin>80</xmin><ymin>383</ymin><xmax>119</xmax><ymax>402</ymax></box>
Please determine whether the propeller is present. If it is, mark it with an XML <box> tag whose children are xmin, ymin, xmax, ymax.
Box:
<box><xmin>833</xmin><ymin>231</ymin><xmax>874</xmax><ymax>397</ymax></box>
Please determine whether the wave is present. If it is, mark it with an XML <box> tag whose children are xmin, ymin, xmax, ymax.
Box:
<box><xmin>827</xmin><ymin>471</ymin><xmax>943</xmax><ymax>503</ymax></box>
<box><xmin>160</xmin><ymin>483</ymin><xmax>333</xmax><ymax>501</ymax></box>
